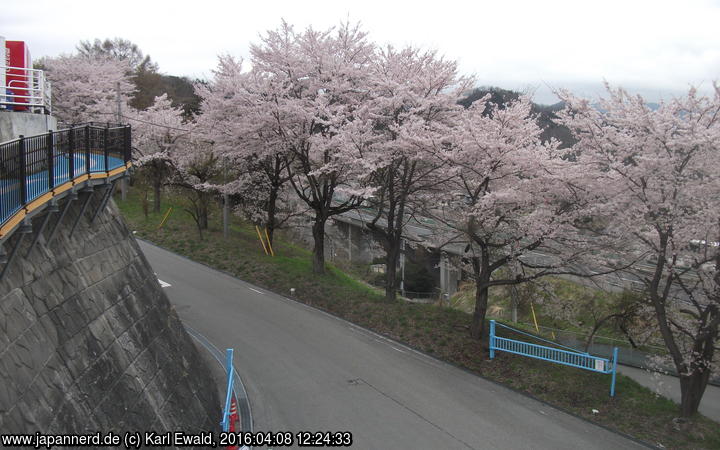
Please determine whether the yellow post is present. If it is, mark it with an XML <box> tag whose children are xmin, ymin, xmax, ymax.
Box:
<box><xmin>264</xmin><ymin>227</ymin><xmax>275</xmax><ymax>256</ymax></box>
<box><xmin>530</xmin><ymin>301</ymin><xmax>540</xmax><ymax>333</ymax></box>
<box><xmin>157</xmin><ymin>207</ymin><xmax>173</xmax><ymax>230</ymax></box>
<box><xmin>255</xmin><ymin>225</ymin><xmax>269</xmax><ymax>255</ymax></box>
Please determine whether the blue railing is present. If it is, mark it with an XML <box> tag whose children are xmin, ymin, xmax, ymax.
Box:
<box><xmin>489</xmin><ymin>320</ymin><xmax>619</xmax><ymax>396</ymax></box>
<box><xmin>221</xmin><ymin>348</ymin><xmax>235</xmax><ymax>432</ymax></box>
<box><xmin>0</xmin><ymin>123</ymin><xmax>131</xmax><ymax>233</ymax></box>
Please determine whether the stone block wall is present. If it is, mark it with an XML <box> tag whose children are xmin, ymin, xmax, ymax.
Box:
<box><xmin>0</xmin><ymin>186</ymin><xmax>220</xmax><ymax>438</ymax></box>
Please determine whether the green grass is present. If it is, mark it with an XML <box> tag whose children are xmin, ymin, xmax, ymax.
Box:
<box><xmin>117</xmin><ymin>188</ymin><xmax>720</xmax><ymax>450</ymax></box>
<box><xmin>450</xmin><ymin>277</ymin><xmax>666</xmax><ymax>353</ymax></box>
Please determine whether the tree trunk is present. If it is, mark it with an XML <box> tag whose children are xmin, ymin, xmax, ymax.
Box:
<box><xmin>266</xmin><ymin>185</ymin><xmax>278</xmax><ymax>246</ymax></box>
<box><xmin>470</xmin><ymin>257</ymin><xmax>490</xmax><ymax>340</ymax></box>
<box><xmin>153</xmin><ymin>180</ymin><xmax>161</xmax><ymax>213</ymax></box>
<box><xmin>470</xmin><ymin>284</ymin><xmax>490</xmax><ymax>340</ymax></box>
<box><xmin>311</xmin><ymin>216</ymin><xmax>327</xmax><ymax>274</ymax></box>
<box><xmin>584</xmin><ymin>323</ymin><xmax>602</xmax><ymax>353</ymax></box>
<box><xmin>200</xmin><ymin>209</ymin><xmax>208</xmax><ymax>229</ymax></box>
<box><xmin>647</xmin><ymin>243</ymin><xmax>718</xmax><ymax>417</ymax></box>
<box><xmin>383</xmin><ymin>190</ymin><xmax>405</xmax><ymax>302</ymax></box>
<box><xmin>199</xmin><ymin>194</ymin><xmax>209</xmax><ymax>230</ymax></box>
<box><xmin>584</xmin><ymin>315</ymin><xmax>614</xmax><ymax>352</ymax></box>
<box><xmin>385</xmin><ymin>243</ymin><xmax>399</xmax><ymax>301</ymax></box>
<box><xmin>679</xmin><ymin>307</ymin><xmax>718</xmax><ymax>417</ymax></box>
<box><xmin>679</xmin><ymin>372</ymin><xmax>710</xmax><ymax>417</ymax></box>
<box><xmin>267</xmin><ymin>224</ymin><xmax>275</xmax><ymax>248</ymax></box>
<box><xmin>191</xmin><ymin>211</ymin><xmax>203</xmax><ymax>240</ymax></box>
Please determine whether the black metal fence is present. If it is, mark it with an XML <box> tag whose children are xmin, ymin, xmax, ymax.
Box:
<box><xmin>0</xmin><ymin>123</ymin><xmax>131</xmax><ymax>225</ymax></box>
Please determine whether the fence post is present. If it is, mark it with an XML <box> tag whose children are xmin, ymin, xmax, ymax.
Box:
<box><xmin>124</xmin><ymin>126</ymin><xmax>131</xmax><ymax>164</ymax></box>
<box><xmin>18</xmin><ymin>135</ymin><xmax>26</xmax><ymax>206</ymax></box>
<box><xmin>68</xmin><ymin>128</ymin><xmax>75</xmax><ymax>180</ymax></box>
<box><xmin>103</xmin><ymin>125</ymin><xmax>109</xmax><ymax>173</ymax></box>
<box><xmin>489</xmin><ymin>320</ymin><xmax>496</xmax><ymax>360</ymax></box>
<box><xmin>47</xmin><ymin>130</ymin><xmax>54</xmax><ymax>190</ymax></box>
<box><xmin>222</xmin><ymin>348</ymin><xmax>235</xmax><ymax>432</ymax></box>
<box><xmin>610</xmin><ymin>346</ymin><xmax>618</xmax><ymax>397</ymax></box>
<box><xmin>123</xmin><ymin>126</ymin><xmax>130</xmax><ymax>201</ymax></box>
<box><xmin>84</xmin><ymin>125</ymin><xmax>91</xmax><ymax>175</ymax></box>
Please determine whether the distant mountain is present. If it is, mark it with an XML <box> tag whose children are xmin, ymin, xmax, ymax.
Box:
<box><xmin>459</xmin><ymin>87</ymin><xmax>575</xmax><ymax>148</ymax></box>
<box><xmin>591</xmin><ymin>102</ymin><xmax>660</xmax><ymax>113</ymax></box>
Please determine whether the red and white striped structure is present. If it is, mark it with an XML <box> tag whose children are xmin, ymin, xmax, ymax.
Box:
<box><xmin>1</xmin><ymin>37</ymin><xmax>51</xmax><ymax>114</ymax></box>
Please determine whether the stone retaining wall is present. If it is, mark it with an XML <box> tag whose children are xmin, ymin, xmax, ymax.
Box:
<box><xmin>0</xmin><ymin>186</ymin><xmax>220</xmax><ymax>439</ymax></box>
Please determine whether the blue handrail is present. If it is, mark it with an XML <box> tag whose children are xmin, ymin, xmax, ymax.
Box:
<box><xmin>494</xmin><ymin>321</ymin><xmax>586</xmax><ymax>354</ymax></box>
<box><xmin>0</xmin><ymin>123</ymin><xmax>131</xmax><ymax>232</ymax></box>
<box><xmin>490</xmin><ymin>320</ymin><xmax>619</xmax><ymax>396</ymax></box>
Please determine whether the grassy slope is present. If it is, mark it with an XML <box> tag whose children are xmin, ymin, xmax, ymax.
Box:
<box><xmin>450</xmin><ymin>280</ymin><xmax>666</xmax><ymax>353</ymax></box>
<box><xmin>117</xmin><ymin>189</ymin><xmax>720</xmax><ymax>450</ymax></box>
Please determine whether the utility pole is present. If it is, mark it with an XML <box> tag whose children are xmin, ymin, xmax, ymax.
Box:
<box><xmin>117</xmin><ymin>81</ymin><xmax>127</xmax><ymax>201</ymax></box>
<box><xmin>510</xmin><ymin>285</ymin><xmax>519</xmax><ymax>323</ymax></box>
<box><xmin>116</xmin><ymin>81</ymin><xmax>122</xmax><ymax>122</ymax></box>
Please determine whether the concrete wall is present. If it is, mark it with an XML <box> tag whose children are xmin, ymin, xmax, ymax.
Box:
<box><xmin>0</xmin><ymin>111</ymin><xmax>57</xmax><ymax>142</ymax></box>
<box><xmin>437</xmin><ymin>253</ymin><xmax>460</xmax><ymax>297</ymax></box>
<box><xmin>284</xmin><ymin>219</ymin><xmax>377</xmax><ymax>265</ymax></box>
<box><xmin>0</xmin><ymin>188</ymin><xmax>220</xmax><ymax>436</ymax></box>
<box><xmin>329</xmin><ymin>220</ymin><xmax>375</xmax><ymax>265</ymax></box>
<box><xmin>285</xmin><ymin>218</ymin><xmax>459</xmax><ymax>296</ymax></box>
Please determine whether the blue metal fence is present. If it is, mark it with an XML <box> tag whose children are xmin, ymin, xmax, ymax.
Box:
<box><xmin>489</xmin><ymin>320</ymin><xmax>619</xmax><ymax>396</ymax></box>
<box><xmin>0</xmin><ymin>123</ymin><xmax>131</xmax><ymax>227</ymax></box>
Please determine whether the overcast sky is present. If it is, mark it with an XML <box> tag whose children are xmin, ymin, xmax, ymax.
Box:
<box><xmin>2</xmin><ymin>0</ymin><xmax>718</xmax><ymax>104</ymax></box>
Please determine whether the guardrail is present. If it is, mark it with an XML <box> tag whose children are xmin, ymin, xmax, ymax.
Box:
<box><xmin>490</xmin><ymin>320</ymin><xmax>619</xmax><ymax>396</ymax></box>
<box><xmin>1</xmin><ymin>65</ymin><xmax>51</xmax><ymax>114</ymax></box>
<box><xmin>0</xmin><ymin>123</ymin><xmax>131</xmax><ymax>239</ymax></box>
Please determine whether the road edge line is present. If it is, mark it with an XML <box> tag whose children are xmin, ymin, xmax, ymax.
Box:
<box><xmin>183</xmin><ymin>322</ymin><xmax>254</xmax><ymax>436</ymax></box>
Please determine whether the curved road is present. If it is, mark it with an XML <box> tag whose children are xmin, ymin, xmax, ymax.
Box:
<box><xmin>139</xmin><ymin>241</ymin><xmax>644</xmax><ymax>450</ymax></box>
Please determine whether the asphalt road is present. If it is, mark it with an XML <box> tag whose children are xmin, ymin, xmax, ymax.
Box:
<box><xmin>139</xmin><ymin>240</ymin><xmax>645</xmax><ymax>450</ymax></box>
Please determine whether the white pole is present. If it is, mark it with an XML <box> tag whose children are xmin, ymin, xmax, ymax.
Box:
<box><xmin>36</xmin><ymin>70</ymin><xmax>43</xmax><ymax>114</ymax></box>
<box><xmin>116</xmin><ymin>81</ymin><xmax>122</xmax><ymax>123</ymax></box>
<box><xmin>347</xmin><ymin>223</ymin><xmax>352</xmax><ymax>262</ymax></box>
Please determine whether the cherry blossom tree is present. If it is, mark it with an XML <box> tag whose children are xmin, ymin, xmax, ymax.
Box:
<box><xmin>538</xmin><ymin>284</ymin><xmax>642</xmax><ymax>351</ymax></box>
<box><xmin>169</xmin><ymin>129</ymin><xmax>221</xmax><ymax>239</ymax></box>
<box><xmin>558</xmin><ymin>83</ymin><xmax>720</xmax><ymax>417</ymax></box>
<box><xmin>41</xmin><ymin>54</ymin><xmax>133</xmax><ymax>126</ymax></box>
<box><xmin>132</xmin><ymin>94</ymin><xmax>188</xmax><ymax>212</ymax></box>
<box><xmin>355</xmin><ymin>46</ymin><xmax>468</xmax><ymax>300</ymax></box>
<box><xmin>221</xmin><ymin>158</ymin><xmax>304</xmax><ymax>243</ymax></box>
<box><xmin>248</xmin><ymin>21</ymin><xmax>377</xmax><ymax>273</ymax></box>
<box><xmin>77</xmin><ymin>37</ymin><xmax>157</xmax><ymax>72</ymax></box>
<box><xmin>426</xmin><ymin>96</ymin><xmax>600</xmax><ymax>340</ymax></box>
<box><xmin>195</xmin><ymin>56</ymin><xmax>296</xmax><ymax>245</ymax></box>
